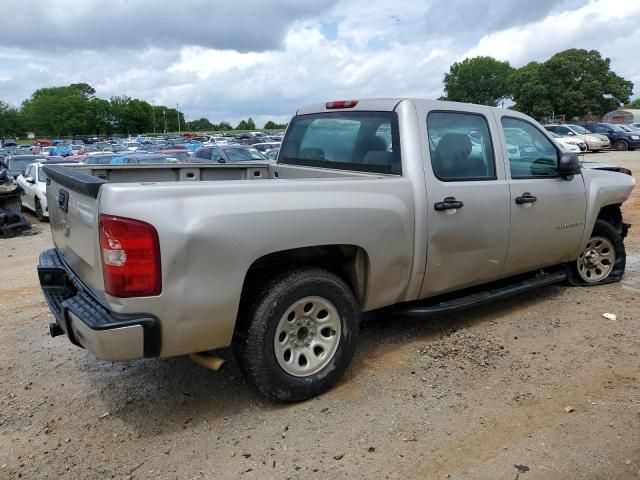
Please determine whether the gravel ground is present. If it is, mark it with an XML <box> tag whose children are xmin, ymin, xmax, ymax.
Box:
<box><xmin>1</xmin><ymin>151</ymin><xmax>639</xmax><ymax>480</ymax></box>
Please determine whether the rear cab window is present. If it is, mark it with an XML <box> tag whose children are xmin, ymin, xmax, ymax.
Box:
<box><xmin>280</xmin><ymin>111</ymin><xmax>401</xmax><ymax>174</ymax></box>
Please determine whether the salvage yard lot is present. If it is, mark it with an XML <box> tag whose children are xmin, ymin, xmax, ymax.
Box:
<box><xmin>1</xmin><ymin>151</ymin><xmax>639</xmax><ymax>480</ymax></box>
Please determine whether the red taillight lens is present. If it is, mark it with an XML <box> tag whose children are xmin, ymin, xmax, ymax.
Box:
<box><xmin>325</xmin><ymin>99</ymin><xmax>358</xmax><ymax>109</ymax></box>
<box><xmin>99</xmin><ymin>215</ymin><xmax>161</xmax><ymax>297</ymax></box>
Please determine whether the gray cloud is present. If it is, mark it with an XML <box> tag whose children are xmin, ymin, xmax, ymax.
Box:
<box><xmin>419</xmin><ymin>0</ymin><xmax>589</xmax><ymax>42</ymax></box>
<box><xmin>0</xmin><ymin>0</ymin><xmax>337</xmax><ymax>52</ymax></box>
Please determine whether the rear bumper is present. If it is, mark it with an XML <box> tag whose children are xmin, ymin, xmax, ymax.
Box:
<box><xmin>38</xmin><ymin>248</ymin><xmax>161</xmax><ymax>360</ymax></box>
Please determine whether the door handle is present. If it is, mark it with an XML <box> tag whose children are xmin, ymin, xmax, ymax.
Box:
<box><xmin>434</xmin><ymin>197</ymin><xmax>464</xmax><ymax>211</ymax></box>
<box><xmin>515</xmin><ymin>192</ymin><xmax>537</xmax><ymax>204</ymax></box>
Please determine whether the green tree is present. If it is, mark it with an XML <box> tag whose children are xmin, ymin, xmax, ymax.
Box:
<box><xmin>442</xmin><ymin>56</ymin><xmax>514</xmax><ymax>106</ymax></box>
<box><xmin>627</xmin><ymin>98</ymin><xmax>640</xmax><ymax>109</ymax></box>
<box><xmin>86</xmin><ymin>98</ymin><xmax>113</xmax><ymax>135</ymax></box>
<box><xmin>263</xmin><ymin>120</ymin><xmax>287</xmax><ymax>129</ymax></box>
<box><xmin>0</xmin><ymin>101</ymin><xmax>21</xmax><ymax>136</ymax></box>
<box><xmin>21</xmin><ymin>83</ymin><xmax>96</xmax><ymax>136</ymax></box>
<box><xmin>110</xmin><ymin>96</ymin><xmax>156</xmax><ymax>134</ymax></box>
<box><xmin>216</xmin><ymin>121</ymin><xmax>233</xmax><ymax>131</ymax></box>
<box><xmin>235</xmin><ymin>118</ymin><xmax>256</xmax><ymax>130</ymax></box>
<box><xmin>186</xmin><ymin>117</ymin><xmax>214</xmax><ymax>131</ymax></box>
<box><xmin>510</xmin><ymin>49</ymin><xmax>633</xmax><ymax>118</ymax></box>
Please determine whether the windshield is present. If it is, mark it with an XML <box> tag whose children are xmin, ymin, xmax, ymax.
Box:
<box><xmin>568</xmin><ymin>125</ymin><xmax>589</xmax><ymax>134</ymax></box>
<box><xmin>608</xmin><ymin>124</ymin><xmax>625</xmax><ymax>132</ymax></box>
<box><xmin>7</xmin><ymin>157</ymin><xmax>34</xmax><ymax>171</ymax></box>
<box><xmin>223</xmin><ymin>147</ymin><xmax>266</xmax><ymax>162</ymax></box>
<box><xmin>548</xmin><ymin>131</ymin><xmax>561</xmax><ymax>138</ymax></box>
<box><xmin>281</xmin><ymin>111</ymin><xmax>401</xmax><ymax>174</ymax></box>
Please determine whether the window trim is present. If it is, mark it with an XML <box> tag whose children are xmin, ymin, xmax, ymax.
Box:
<box><xmin>426</xmin><ymin>110</ymin><xmax>498</xmax><ymax>182</ymax></box>
<box><xmin>279</xmin><ymin>111</ymin><xmax>402</xmax><ymax>175</ymax></box>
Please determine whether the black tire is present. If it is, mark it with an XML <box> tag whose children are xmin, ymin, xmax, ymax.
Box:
<box><xmin>568</xmin><ymin>219</ymin><xmax>626</xmax><ymax>286</ymax></box>
<box><xmin>35</xmin><ymin>198</ymin><xmax>48</xmax><ymax>222</ymax></box>
<box><xmin>234</xmin><ymin>267</ymin><xmax>360</xmax><ymax>402</ymax></box>
<box><xmin>613</xmin><ymin>140</ymin><xmax>629</xmax><ymax>151</ymax></box>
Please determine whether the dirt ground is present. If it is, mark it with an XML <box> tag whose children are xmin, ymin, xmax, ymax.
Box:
<box><xmin>1</xmin><ymin>151</ymin><xmax>639</xmax><ymax>480</ymax></box>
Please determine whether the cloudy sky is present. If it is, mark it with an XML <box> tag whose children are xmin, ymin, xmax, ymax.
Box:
<box><xmin>0</xmin><ymin>0</ymin><xmax>638</xmax><ymax>127</ymax></box>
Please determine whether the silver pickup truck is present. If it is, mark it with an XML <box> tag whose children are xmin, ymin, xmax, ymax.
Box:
<box><xmin>39</xmin><ymin>98</ymin><xmax>635</xmax><ymax>402</ymax></box>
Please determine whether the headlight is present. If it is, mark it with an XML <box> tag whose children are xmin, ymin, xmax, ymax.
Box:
<box><xmin>631</xmin><ymin>135</ymin><xmax>639</xmax><ymax>140</ymax></box>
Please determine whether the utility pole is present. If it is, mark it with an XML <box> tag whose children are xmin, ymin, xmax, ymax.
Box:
<box><xmin>177</xmin><ymin>103</ymin><xmax>181</xmax><ymax>134</ymax></box>
<box><xmin>163</xmin><ymin>109</ymin><xmax>167</xmax><ymax>133</ymax></box>
<box><xmin>152</xmin><ymin>105</ymin><xmax>156</xmax><ymax>134</ymax></box>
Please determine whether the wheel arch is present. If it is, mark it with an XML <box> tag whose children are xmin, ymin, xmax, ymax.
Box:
<box><xmin>235</xmin><ymin>244</ymin><xmax>370</xmax><ymax>333</ymax></box>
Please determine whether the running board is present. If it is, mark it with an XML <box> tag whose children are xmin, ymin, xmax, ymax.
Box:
<box><xmin>393</xmin><ymin>270</ymin><xmax>567</xmax><ymax>318</ymax></box>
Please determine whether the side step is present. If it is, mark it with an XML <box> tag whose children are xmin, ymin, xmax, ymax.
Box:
<box><xmin>393</xmin><ymin>270</ymin><xmax>567</xmax><ymax>318</ymax></box>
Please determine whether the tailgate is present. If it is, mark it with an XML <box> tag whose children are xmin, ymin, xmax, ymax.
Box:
<box><xmin>44</xmin><ymin>165</ymin><xmax>108</xmax><ymax>296</ymax></box>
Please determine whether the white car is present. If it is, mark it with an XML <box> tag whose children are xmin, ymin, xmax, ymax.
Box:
<box><xmin>125</xmin><ymin>142</ymin><xmax>141</xmax><ymax>151</ymax></box>
<box><xmin>16</xmin><ymin>161</ymin><xmax>50</xmax><ymax>221</ymax></box>
<box><xmin>548</xmin><ymin>131</ymin><xmax>586</xmax><ymax>153</ymax></box>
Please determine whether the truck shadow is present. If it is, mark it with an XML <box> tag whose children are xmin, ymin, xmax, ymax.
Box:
<box><xmin>88</xmin><ymin>285</ymin><xmax>563</xmax><ymax>436</ymax></box>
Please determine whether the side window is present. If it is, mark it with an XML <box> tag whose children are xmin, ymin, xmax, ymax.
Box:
<box><xmin>427</xmin><ymin>111</ymin><xmax>496</xmax><ymax>181</ymax></box>
<box><xmin>501</xmin><ymin>117</ymin><xmax>558</xmax><ymax>178</ymax></box>
<box><xmin>195</xmin><ymin>148</ymin><xmax>211</xmax><ymax>160</ymax></box>
<box><xmin>24</xmin><ymin>165</ymin><xmax>33</xmax><ymax>177</ymax></box>
<box><xmin>211</xmin><ymin>148</ymin><xmax>223</xmax><ymax>162</ymax></box>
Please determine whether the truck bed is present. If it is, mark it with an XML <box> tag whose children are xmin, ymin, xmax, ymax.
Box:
<box><xmin>47</xmin><ymin>163</ymin><xmax>378</xmax><ymax>189</ymax></box>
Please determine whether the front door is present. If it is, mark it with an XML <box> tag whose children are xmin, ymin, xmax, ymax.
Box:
<box><xmin>497</xmin><ymin>114</ymin><xmax>587</xmax><ymax>276</ymax></box>
<box><xmin>419</xmin><ymin>109</ymin><xmax>511</xmax><ymax>298</ymax></box>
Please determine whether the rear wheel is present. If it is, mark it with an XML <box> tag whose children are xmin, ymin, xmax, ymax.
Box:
<box><xmin>569</xmin><ymin>219</ymin><xmax>625</xmax><ymax>285</ymax></box>
<box><xmin>235</xmin><ymin>267</ymin><xmax>360</xmax><ymax>402</ymax></box>
<box><xmin>613</xmin><ymin>139</ymin><xmax>629</xmax><ymax>151</ymax></box>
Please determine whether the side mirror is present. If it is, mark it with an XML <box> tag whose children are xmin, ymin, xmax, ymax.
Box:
<box><xmin>25</xmin><ymin>176</ymin><xmax>35</xmax><ymax>184</ymax></box>
<box><xmin>566</xmin><ymin>131</ymin><xmax>575</xmax><ymax>136</ymax></box>
<box><xmin>558</xmin><ymin>152</ymin><xmax>581</xmax><ymax>179</ymax></box>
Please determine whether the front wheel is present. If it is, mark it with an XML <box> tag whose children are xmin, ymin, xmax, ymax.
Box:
<box><xmin>613</xmin><ymin>140</ymin><xmax>629</xmax><ymax>151</ymax></box>
<box><xmin>569</xmin><ymin>219</ymin><xmax>626</xmax><ymax>285</ymax></box>
<box><xmin>235</xmin><ymin>267</ymin><xmax>360</xmax><ymax>402</ymax></box>
<box><xmin>35</xmin><ymin>199</ymin><xmax>48</xmax><ymax>222</ymax></box>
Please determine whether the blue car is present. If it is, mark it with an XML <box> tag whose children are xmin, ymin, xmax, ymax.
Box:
<box><xmin>580</xmin><ymin>123</ymin><xmax>640</xmax><ymax>151</ymax></box>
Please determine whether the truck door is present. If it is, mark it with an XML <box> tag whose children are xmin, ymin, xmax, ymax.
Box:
<box><xmin>497</xmin><ymin>115</ymin><xmax>587</xmax><ymax>275</ymax></box>
<box><xmin>419</xmin><ymin>109</ymin><xmax>511</xmax><ymax>297</ymax></box>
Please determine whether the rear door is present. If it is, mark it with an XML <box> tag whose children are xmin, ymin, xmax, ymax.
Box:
<box><xmin>496</xmin><ymin>114</ymin><xmax>587</xmax><ymax>275</ymax></box>
<box><xmin>418</xmin><ymin>107</ymin><xmax>511</xmax><ymax>297</ymax></box>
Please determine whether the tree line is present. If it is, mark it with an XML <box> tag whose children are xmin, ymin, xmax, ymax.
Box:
<box><xmin>0</xmin><ymin>83</ymin><xmax>286</xmax><ymax>137</ymax></box>
<box><xmin>1</xmin><ymin>48</ymin><xmax>635</xmax><ymax>137</ymax></box>
<box><xmin>440</xmin><ymin>49</ymin><xmax>637</xmax><ymax>119</ymax></box>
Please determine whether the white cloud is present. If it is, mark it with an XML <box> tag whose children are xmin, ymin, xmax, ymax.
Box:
<box><xmin>0</xmin><ymin>0</ymin><xmax>637</xmax><ymax>127</ymax></box>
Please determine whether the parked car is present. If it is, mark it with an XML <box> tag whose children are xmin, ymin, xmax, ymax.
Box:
<box><xmin>579</xmin><ymin>123</ymin><xmax>640</xmax><ymax>151</ymax></box>
<box><xmin>16</xmin><ymin>159</ymin><xmax>74</xmax><ymax>221</ymax></box>
<box><xmin>252</xmin><ymin>142</ymin><xmax>282</xmax><ymax>153</ymax></box>
<box><xmin>157</xmin><ymin>149</ymin><xmax>191</xmax><ymax>162</ymax></box>
<box><xmin>39</xmin><ymin>98</ymin><xmax>635</xmax><ymax>402</ymax></box>
<box><xmin>110</xmin><ymin>153</ymin><xmax>183</xmax><ymax>165</ymax></box>
<box><xmin>4</xmin><ymin>155</ymin><xmax>45</xmax><ymax>178</ymax></box>
<box><xmin>547</xmin><ymin>131</ymin><xmax>586</xmax><ymax>153</ymax></box>
<box><xmin>544</xmin><ymin>124</ymin><xmax>610</xmax><ymax>151</ymax></box>
<box><xmin>264</xmin><ymin>148</ymin><xmax>280</xmax><ymax>161</ymax></box>
<box><xmin>192</xmin><ymin>144</ymin><xmax>270</xmax><ymax>163</ymax></box>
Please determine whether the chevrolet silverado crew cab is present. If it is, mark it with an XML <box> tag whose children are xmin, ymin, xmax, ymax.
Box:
<box><xmin>39</xmin><ymin>99</ymin><xmax>635</xmax><ymax>402</ymax></box>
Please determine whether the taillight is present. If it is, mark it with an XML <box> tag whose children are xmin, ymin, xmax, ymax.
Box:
<box><xmin>99</xmin><ymin>215</ymin><xmax>161</xmax><ymax>297</ymax></box>
<box><xmin>326</xmin><ymin>99</ymin><xmax>358</xmax><ymax>109</ymax></box>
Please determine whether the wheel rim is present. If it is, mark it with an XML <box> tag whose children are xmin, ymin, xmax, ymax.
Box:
<box><xmin>576</xmin><ymin>236</ymin><xmax>615</xmax><ymax>283</ymax></box>
<box><xmin>273</xmin><ymin>296</ymin><xmax>342</xmax><ymax>377</ymax></box>
<box><xmin>614</xmin><ymin>140</ymin><xmax>628</xmax><ymax>151</ymax></box>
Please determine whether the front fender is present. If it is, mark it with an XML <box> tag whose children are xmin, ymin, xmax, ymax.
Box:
<box><xmin>577</xmin><ymin>169</ymin><xmax>635</xmax><ymax>256</ymax></box>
